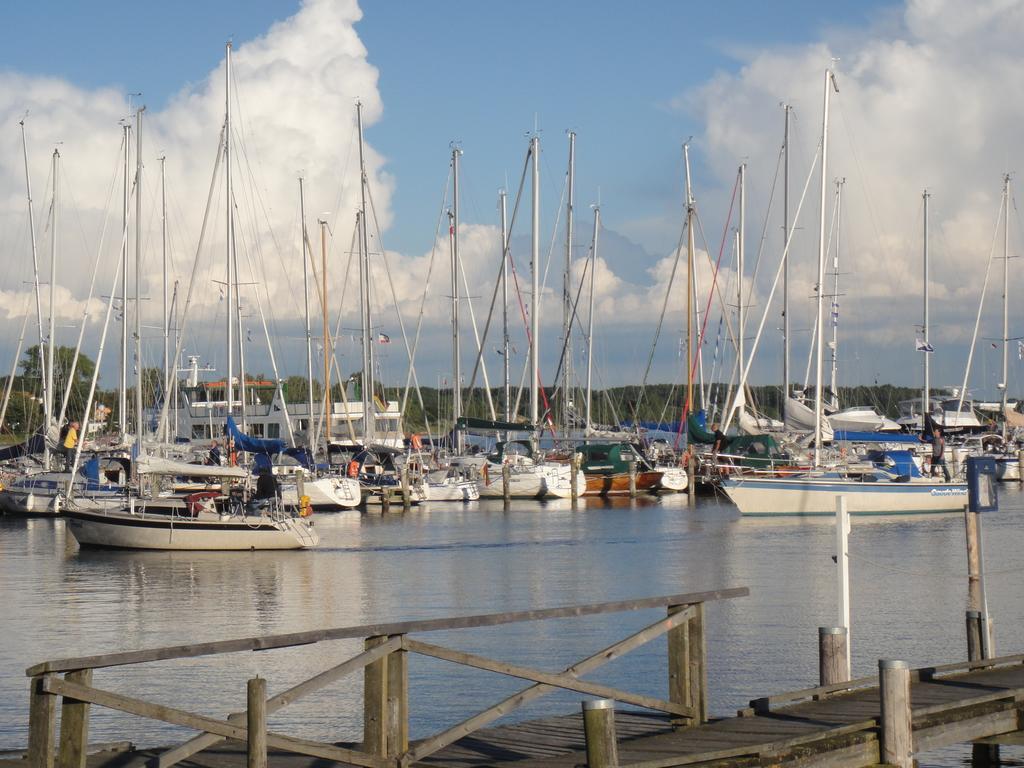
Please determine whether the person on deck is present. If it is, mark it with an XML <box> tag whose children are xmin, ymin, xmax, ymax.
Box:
<box><xmin>249</xmin><ymin>466</ymin><xmax>281</xmax><ymax>513</ymax></box>
<box><xmin>62</xmin><ymin>421</ymin><xmax>79</xmax><ymax>471</ymax></box>
<box><xmin>928</xmin><ymin>427</ymin><xmax>951</xmax><ymax>482</ymax></box>
<box><xmin>711</xmin><ymin>423</ymin><xmax>727</xmax><ymax>455</ymax></box>
<box><xmin>206</xmin><ymin>440</ymin><xmax>221</xmax><ymax>466</ymax></box>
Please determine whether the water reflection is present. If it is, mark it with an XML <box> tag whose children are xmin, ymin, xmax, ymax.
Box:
<box><xmin>1</xmin><ymin>490</ymin><xmax>1022</xmax><ymax>767</ymax></box>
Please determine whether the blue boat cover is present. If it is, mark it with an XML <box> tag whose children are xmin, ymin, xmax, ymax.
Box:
<box><xmin>224</xmin><ymin>416</ymin><xmax>286</xmax><ymax>455</ymax></box>
<box><xmin>833</xmin><ymin>430</ymin><xmax>919</xmax><ymax>444</ymax></box>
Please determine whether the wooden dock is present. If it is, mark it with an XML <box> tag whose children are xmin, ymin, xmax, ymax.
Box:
<box><xmin>15</xmin><ymin>587</ymin><xmax>1024</xmax><ymax>768</ymax></box>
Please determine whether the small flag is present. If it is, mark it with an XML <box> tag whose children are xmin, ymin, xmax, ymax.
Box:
<box><xmin>916</xmin><ymin>339</ymin><xmax>935</xmax><ymax>353</ymax></box>
<box><xmin>377</xmin><ymin>333</ymin><xmax>391</xmax><ymax>344</ymax></box>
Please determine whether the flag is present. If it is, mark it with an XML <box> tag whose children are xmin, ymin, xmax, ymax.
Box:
<box><xmin>377</xmin><ymin>333</ymin><xmax>391</xmax><ymax>344</ymax></box>
<box><xmin>915</xmin><ymin>338</ymin><xmax>935</xmax><ymax>353</ymax></box>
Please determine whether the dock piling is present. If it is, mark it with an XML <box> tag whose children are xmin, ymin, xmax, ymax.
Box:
<box><xmin>686</xmin><ymin>452</ymin><xmax>695</xmax><ymax>504</ymax></box>
<box><xmin>246</xmin><ymin>677</ymin><xmax>266</xmax><ymax>768</ymax></box>
<box><xmin>363</xmin><ymin>636</ymin><xmax>389</xmax><ymax>756</ymax></box>
<box><xmin>502</xmin><ymin>463</ymin><xmax>511</xmax><ymax>509</ymax></box>
<box><xmin>818</xmin><ymin>627</ymin><xmax>848</xmax><ymax>686</ymax></box>
<box><xmin>401</xmin><ymin>466</ymin><xmax>410</xmax><ymax>512</ymax></box>
<box><xmin>582</xmin><ymin>699</ymin><xmax>619</xmax><ymax>767</ymax></box>
<box><xmin>57</xmin><ymin>669</ymin><xmax>92</xmax><ymax>768</ymax></box>
<box><xmin>879</xmin><ymin>660</ymin><xmax>912</xmax><ymax>768</ymax></box>
<box><xmin>28</xmin><ymin>674</ymin><xmax>56</xmax><ymax>768</ymax></box>
<box><xmin>628</xmin><ymin>460</ymin><xmax>637</xmax><ymax>498</ymax></box>
<box><xmin>570</xmin><ymin>453</ymin><xmax>580</xmax><ymax>508</ymax></box>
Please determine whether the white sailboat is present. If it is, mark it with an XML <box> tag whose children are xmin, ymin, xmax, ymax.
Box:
<box><xmin>721</xmin><ymin>68</ymin><xmax>967</xmax><ymax>516</ymax></box>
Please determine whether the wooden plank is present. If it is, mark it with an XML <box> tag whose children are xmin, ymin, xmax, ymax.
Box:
<box><xmin>914</xmin><ymin>706</ymin><xmax>1020</xmax><ymax>753</ymax></box>
<box><xmin>40</xmin><ymin>678</ymin><xmax>389</xmax><ymax>768</ymax></box>
<box><xmin>27</xmin><ymin>675</ymin><xmax>57</xmax><ymax>768</ymax></box>
<box><xmin>57</xmin><ymin>669</ymin><xmax>93</xmax><ymax>768</ymax></box>
<box><xmin>363</xmin><ymin>636</ymin><xmax>389</xmax><ymax>757</ymax></box>
<box><xmin>27</xmin><ymin>588</ymin><xmax>749</xmax><ymax>675</ymax></box>
<box><xmin>405</xmin><ymin>639</ymin><xmax>692</xmax><ymax>716</ymax></box>
<box><xmin>404</xmin><ymin>605</ymin><xmax>695</xmax><ymax>764</ymax></box>
<box><xmin>155</xmin><ymin>635</ymin><xmax>401</xmax><ymax>768</ymax></box>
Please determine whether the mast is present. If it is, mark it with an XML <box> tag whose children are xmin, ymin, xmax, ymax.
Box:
<box><xmin>922</xmin><ymin>190</ymin><xmax>930</xmax><ymax>421</ymax></box>
<box><xmin>299</xmin><ymin>178</ymin><xmax>315</xmax><ymax>452</ymax></box>
<box><xmin>18</xmin><ymin>122</ymin><xmax>48</xmax><ymax>436</ymax></box>
<box><xmin>563</xmin><ymin>131</ymin><xmax>576</xmax><ymax>434</ymax></box>
<box><xmin>134</xmin><ymin>106</ymin><xmax>145</xmax><ymax>444</ymax></box>
<box><xmin>356</xmin><ymin>102</ymin><xmax>375</xmax><ymax>442</ymax></box>
<box><xmin>321</xmin><ymin>219</ymin><xmax>331</xmax><ymax>444</ymax></box>
<box><xmin>529</xmin><ymin>135</ymin><xmax>540</xmax><ymax>429</ymax></box>
<box><xmin>1002</xmin><ymin>174</ymin><xmax>1010</xmax><ymax>432</ymax></box>
<box><xmin>119</xmin><ymin>121</ymin><xmax>130</xmax><ymax>436</ymax></box>
<box><xmin>782</xmin><ymin>104</ymin><xmax>791</xmax><ymax>423</ymax></box>
<box><xmin>160</xmin><ymin>155</ymin><xmax>169</xmax><ymax>442</ymax></box>
<box><xmin>586</xmin><ymin>205</ymin><xmax>600</xmax><ymax>432</ymax></box>
<box><xmin>451</xmin><ymin>147</ymin><xmax>463</xmax><ymax>451</ymax></box>
<box><xmin>500</xmin><ymin>189</ymin><xmax>510</xmax><ymax>422</ymax></box>
<box><xmin>738</xmin><ymin>163</ymin><xmax>746</xmax><ymax>409</ymax></box>
<box><xmin>684</xmin><ymin>143</ymin><xmax>695</xmax><ymax>416</ymax></box>
<box><xmin>45</xmin><ymin>148</ymin><xmax>58</xmax><ymax>452</ymax></box>
<box><xmin>224</xmin><ymin>41</ymin><xmax>235</xmax><ymax>420</ymax></box>
<box><xmin>814</xmin><ymin>68</ymin><xmax>838</xmax><ymax>467</ymax></box>
<box><xmin>829</xmin><ymin>178</ymin><xmax>844</xmax><ymax>406</ymax></box>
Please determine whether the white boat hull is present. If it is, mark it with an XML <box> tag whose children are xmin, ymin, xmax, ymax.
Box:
<box><xmin>64</xmin><ymin>507</ymin><xmax>319</xmax><ymax>550</ymax></box>
<box><xmin>722</xmin><ymin>476</ymin><xmax>968</xmax><ymax>516</ymax></box>
<box><xmin>427</xmin><ymin>478</ymin><xmax>480</xmax><ymax>501</ymax></box>
<box><xmin>655</xmin><ymin>467</ymin><xmax>689</xmax><ymax>492</ymax></box>
<box><xmin>281</xmin><ymin>476</ymin><xmax>361</xmax><ymax>509</ymax></box>
<box><xmin>995</xmin><ymin>457</ymin><xmax>1020</xmax><ymax>481</ymax></box>
<box><xmin>477</xmin><ymin>466</ymin><xmax>546</xmax><ymax>499</ymax></box>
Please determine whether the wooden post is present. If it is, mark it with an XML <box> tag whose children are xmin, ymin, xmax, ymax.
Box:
<box><xmin>582</xmin><ymin>699</ymin><xmax>619</xmax><ymax>767</ymax></box>
<box><xmin>386</xmin><ymin>636</ymin><xmax>408</xmax><ymax>757</ymax></box>
<box><xmin>246</xmin><ymin>677</ymin><xmax>267</xmax><ymax>768</ymax></box>
<box><xmin>964</xmin><ymin>505</ymin><xmax>993</xmax><ymax>658</ymax></box>
<box><xmin>296</xmin><ymin>471</ymin><xmax>305</xmax><ymax>502</ymax></box>
<box><xmin>818</xmin><ymin>627</ymin><xmax>848</xmax><ymax>686</ymax></box>
<box><xmin>686</xmin><ymin>452</ymin><xmax>696</xmax><ymax>504</ymax></box>
<box><xmin>28</xmin><ymin>674</ymin><xmax>57</xmax><ymax>768</ymax></box>
<box><xmin>570</xmin><ymin>454</ymin><xmax>580</xmax><ymax>509</ymax></box>
<box><xmin>879</xmin><ymin>660</ymin><xmax>912</xmax><ymax>768</ymax></box>
<box><xmin>966</xmin><ymin>610</ymin><xmax>983</xmax><ymax>662</ymax></box>
<box><xmin>666</xmin><ymin>604</ymin><xmax>689</xmax><ymax>728</ymax></box>
<box><xmin>57</xmin><ymin>669</ymin><xmax>93</xmax><ymax>768</ymax></box>
<box><xmin>381</xmin><ymin>487</ymin><xmax>391</xmax><ymax>513</ymax></box>
<box><xmin>363</xmin><ymin>636</ymin><xmax>389</xmax><ymax>756</ymax></box>
<box><xmin>689</xmin><ymin>601</ymin><xmax>707</xmax><ymax>723</ymax></box>
<box><xmin>1018</xmin><ymin>449</ymin><xmax>1024</xmax><ymax>484</ymax></box>
<box><xmin>502</xmin><ymin>462</ymin><xmax>511</xmax><ymax>509</ymax></box>
<box><xmin>401</xmin><ymin>465</ymin><xmax>410</xmax><ymax>512</ymax></box>
<box><xmin>628</xmin><ymin>460</ymin><xmax>637</xmax><ymax>498</ymax></box>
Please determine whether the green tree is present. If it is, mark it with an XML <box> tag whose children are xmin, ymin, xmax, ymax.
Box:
<box><xmin>19</xmin><ymin>345</ymin><xmax>96</xmax><ymax>423</ymax></box>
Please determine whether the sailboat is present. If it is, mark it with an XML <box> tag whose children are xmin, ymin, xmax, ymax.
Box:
<box><xmin>721</xmin><ymin>68</ymin><xmax>967</xmax><ymax>515</ymax></box>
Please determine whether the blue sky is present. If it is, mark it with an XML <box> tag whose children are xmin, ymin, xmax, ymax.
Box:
<box><xmin>4</xmin><ymin>0</ymin><xmax>1024</xmax><ymax>401</ymax></box>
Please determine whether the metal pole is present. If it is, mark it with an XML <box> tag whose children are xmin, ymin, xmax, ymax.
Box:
<box><xmin>45</xmin><ymin>149</ymin><xmax>58</xmax><ymax>447</ymax></box>
<box><xmin>321</xmin><ymin>220</ymin><xmax>331</xmax><ymax>444</ymax></box>
<box><xmin>586</xmin><ymin>206</ymin><xmax>599</xmax><ymax>433</ymax></box>
<box><xmin>814</xmin><ymin>69</ymin><xmax>836</xmax><ymax>467</ymax></box>
<box><xmin>530</xmin><ymin>135</ymin><xmax>540</xmax><ymax>429</ymax></box>
<box><xmin>923</xmin><ymin>189</ymin><xmax>930</xmax><ymax>421</ymax></box>
<box><xmin>225</xmin><ymin>41</ymin><xmax>235</xmax><ymax>419</ymax></box>
<box><xmin>19</xmin><ymin>121</ymin><xmax>48</xmax><ymax>447</ymax></box>
<box><xmin>356</xmin><ymin>102</ymin><xmax>375</xmax><ymax>442</ymax></box>
<box><xmin>299</xmin><ymin>178</ymin><xmax>316</xmax><ymax>454</ymax></box>
<box><xmin>563</xmin><ymin>131</ymin><xmax>575</xmax><ymax>435</ymax></box>
<box><xmin>782</xmin><ymin>104</ymin><xmax>791</xmax><ymax>424</ymax></box>
<box><xmin>451</xmin><ymin>148</ymin><xmax>463</xmax><ymax>452</ymax></box>
<box><xmin>1002</xmin><ymin>175</ymin><xmax>1010</xmax><ymax>436</ymax></box>
<box><xmin>120</xmin><ymin>122</ymin><xmax>130</xmax><ymax>436</ymax></box>
<box><xmin>500</xmin><ymin>190</ymin><xmax>510</xmax><ymax>424</ymax></box>
<box><xmin>836</xmin><ymin>495</ymin><xmax>851</xmax><ymax>679</ymax></box>
<box><xmin>738</xmin><ymin>163</ymin><xmax>746</xmax><ymax>411</ymax></box>
<box><xmin>829</xmin><ymin>179</ymin><xmax>843</xmax><ymax>403</ymax></box>
<box><xmin>684</xmin><ymin>143</ymin><xmax>695</xmax><ymax>416</ymax></box>
<box><xmin>160</xmin><ymin>155</ymin><xmax>169</xmax><ymax>442</ymax></box>
<box><xmin>134</xmin><ymin>106</ymin><xmax>145</xmax><ymax>443</ymax></box>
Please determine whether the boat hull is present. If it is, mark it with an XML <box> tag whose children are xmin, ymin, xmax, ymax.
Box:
<box><xmin>721</xmin><ymin>476</ymin><xmax>968</xmax><ymax>516</ymax></box>
<box><xmin>64</xmin><ymin>508</ymin><xmax>319</xmax><ymax>550</ymax></box>
<box><xmin>995</xmin><ymin>457</ymin><xmax>1020</xmax><ymax>481</ymax></box>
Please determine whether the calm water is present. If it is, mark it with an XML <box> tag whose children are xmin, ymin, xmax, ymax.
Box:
<box><xmin>3</xmin><ymin>489</ymin><xmax>1024</xmax><ymax>766</ymax></box>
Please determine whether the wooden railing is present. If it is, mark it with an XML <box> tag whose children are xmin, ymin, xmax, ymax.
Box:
<box><xmin>25</xmin><ymin>587</ymin><xmax>747</xmax><ymax>768</ymax></box>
